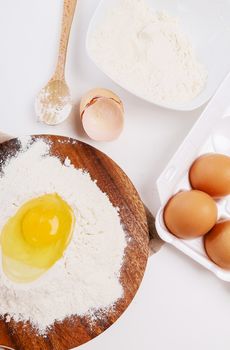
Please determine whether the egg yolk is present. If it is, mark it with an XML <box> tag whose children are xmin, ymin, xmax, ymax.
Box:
<box><xmin>1</xmin><ymin>194</ymin><xmax>75</xmax><ymax>283</ymax></box>
<box><xmin>22</xmin><ymin>208</ymin><xmax>62</xmax><ymax>247</ymax></box>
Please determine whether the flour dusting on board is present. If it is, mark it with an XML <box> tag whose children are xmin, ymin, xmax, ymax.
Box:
<box><xmin>0</xmin><ymin>137</ymin><xmax>127</xmax><ymax>334</ymax></box>
<box><xmin>89</xmin><ymin>0</ymin><xmax>207</xmax><ymax>105</ymax></box>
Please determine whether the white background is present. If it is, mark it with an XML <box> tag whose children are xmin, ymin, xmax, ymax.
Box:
<box><xmin>0</xmin><ymin>1</ymin><xmax>230</xmax><ymax>349</ymax></box>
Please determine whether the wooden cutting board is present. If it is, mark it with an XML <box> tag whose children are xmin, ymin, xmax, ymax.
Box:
<box><xmin>0</xmin><ymin>135</ymin><xmax>149</xmax><ymax>350</ymax></box>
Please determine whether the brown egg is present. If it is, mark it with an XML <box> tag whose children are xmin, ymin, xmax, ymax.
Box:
<box><xmin>164</xmin><ymin>190</ymin><xmax>217</xmax><ymax>239</ymax></box>
<box><xmin>189</xmin><ymin>153</ymin><xmax>230</xmax><ymax>198</ymax></box>
<box><xmin>204</xmin><ymin>221</ymin><xmax>230</xmax><ymax>269</ymax></box>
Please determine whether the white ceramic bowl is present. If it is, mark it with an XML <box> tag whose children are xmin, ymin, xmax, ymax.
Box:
<box><xmin>86</xmin><ymin>0</ymin><xmax>230</xmax><ymax>111</ymax></box>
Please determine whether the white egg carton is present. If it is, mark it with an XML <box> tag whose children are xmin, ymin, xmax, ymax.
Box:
<box><xmin>155</xmin><ymin>72</ymin><xmax>230</xmax><ymax>281</ymax></box>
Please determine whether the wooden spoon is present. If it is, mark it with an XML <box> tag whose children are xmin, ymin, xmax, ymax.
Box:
<box><xmin>35</xmin><ymin>0</ymin><xmax>77</xmax><ymax>125</ymax></box>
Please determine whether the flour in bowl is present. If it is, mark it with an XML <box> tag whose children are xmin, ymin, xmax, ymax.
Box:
<box><xmin>89</xmin><ymin>0</ymin><xmax>207</xmax><ymax>105</ymax></box>
<box><xmin>0</xmin><ymin>137</ymin><xmax>127</xmax><ymax>334</ymax></box>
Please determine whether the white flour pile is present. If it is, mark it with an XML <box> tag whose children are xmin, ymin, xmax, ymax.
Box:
<box><xmin>89</xmin><ymin>0</ymin><xmax>207</xmax><ymax>105</ymax></box>
<box><xmin>0</xmin><ymin>137</ymin><xmax>127</xmax><ymax>333</ymax></box>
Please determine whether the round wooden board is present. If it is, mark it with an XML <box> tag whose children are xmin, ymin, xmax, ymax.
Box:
<box><xmin>0</xmin><ymin>135</ymin><xmax>149</xmax><ymax>350</ymax></box>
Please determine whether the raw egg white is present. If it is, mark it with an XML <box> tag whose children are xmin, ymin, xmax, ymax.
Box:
<box><xmin>164</xmin><ymin>190</ymin><xmax>217</xmax><ymax>239</ymax></box>
<box><xmin>204</xmin><ymin>220</ymin><xmax>230</xmax><ymax>269</ymax></box>
<box><xmin>1</xmin><ymin>193</ymin><xmax>75</xmax><ymax>283</ymax></box>
<box><xmin>189</xmin><ymin>153</ymin><xmax>230</xmax><ymax>198</ymax></box>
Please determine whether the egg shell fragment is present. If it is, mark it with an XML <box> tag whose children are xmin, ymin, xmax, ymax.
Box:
<box><xmin>80</xmin><ymin>88</ymin><xmax>123</xmax><ymax>117</ymax></box>
<box><xmin>80</xmin><ymin>88</ymin><xmax>124</xmax><ymax>142</ymax></box>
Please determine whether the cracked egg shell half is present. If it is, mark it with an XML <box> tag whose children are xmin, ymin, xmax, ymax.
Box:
<box><xmin>80</xmin><ymin>88</ymin><xmax>124</xmax><ymax>142</ymax></box>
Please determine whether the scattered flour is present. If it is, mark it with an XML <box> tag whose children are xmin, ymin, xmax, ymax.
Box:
<box><xmin>0</xmin><ymin>136</ymin><xmax>127</xmax><ymax>333</ymax></box>
<box><xmin>89</xmin><ymin>0</ymin><xmax>207</xmax><ymax>105</ymax></box>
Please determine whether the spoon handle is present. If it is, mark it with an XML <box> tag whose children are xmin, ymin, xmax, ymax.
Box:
<box><xmin>54</xmin><ymin>0</ymin><xmax>77</xmax><ymax>80</ymax></box>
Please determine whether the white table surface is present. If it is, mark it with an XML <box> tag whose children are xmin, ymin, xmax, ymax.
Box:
<box><xmin>0</xmin><ymin>1</ymin><xmax>230</xmax><ymax>349</ymax></box>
